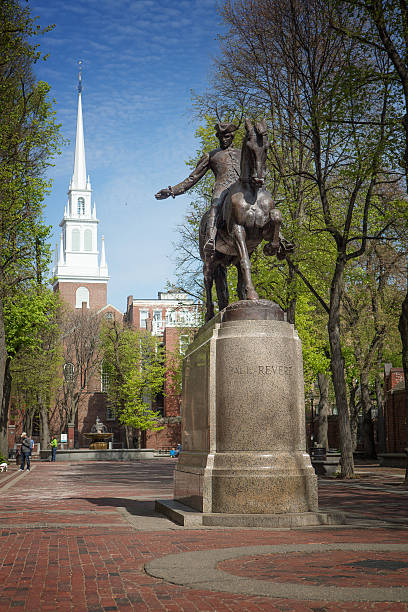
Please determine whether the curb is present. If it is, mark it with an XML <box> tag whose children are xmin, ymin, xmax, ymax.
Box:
<box><xmin>0</xmin><ymin>464</ymin><xmax>36</xmax><ymax>492</ymax></box>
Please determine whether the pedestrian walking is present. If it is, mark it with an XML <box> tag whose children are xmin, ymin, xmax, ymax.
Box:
<box><xmin>19</xmin><ymin>433</ymin><xmax>31</xmax><ymax>471</ymax></box>
<box><xmin>50</xmin><ymin>436</ymin><xmax>58</xmax><ymax>462</ymax></box>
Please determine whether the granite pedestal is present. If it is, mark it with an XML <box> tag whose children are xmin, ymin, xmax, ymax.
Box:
<box><xmin>158</xmin><ymin>300</ymin><xmax>344</xmax><ymax>527</ymax></box>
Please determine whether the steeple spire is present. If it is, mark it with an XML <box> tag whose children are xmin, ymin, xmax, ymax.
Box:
<box><xmin>71</xmin><ymin>63</ymin><xmax>87</xmax><ymax>190</ymax></box>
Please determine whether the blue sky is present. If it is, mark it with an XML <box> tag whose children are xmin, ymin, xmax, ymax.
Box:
<box><xmin>30</xmin><ymin>0</ymin><xmax>224</xmax><ymax>310</ymax></box>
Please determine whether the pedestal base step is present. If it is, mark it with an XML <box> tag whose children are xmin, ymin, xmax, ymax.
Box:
<box><xmin>156</xmin><ymin>500</ymin><xmax>346</xmax><ymax>528</ymax></box>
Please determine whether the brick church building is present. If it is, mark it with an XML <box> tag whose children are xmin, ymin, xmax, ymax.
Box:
<box><xmin>52</xmin><ymin>71</ymin><xmax>109</xmax><ymax>311</ymax></box>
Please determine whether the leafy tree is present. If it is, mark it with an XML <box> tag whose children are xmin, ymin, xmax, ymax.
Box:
<box><xmin>9</xmin><ymin>290</ymin><xmax>63</xmax><ymax>449</ymax></box>
<box><xmin>60</xmin><ymin>307</ymin><xmax>102</xmax><ymax>428</ymax></box>
<box><xmin>193</xmin><ymin>0</ymin><xmax>402</xmax><ymax>477</ymax></box>
<box><xmin>101</xmin><ymin>319</ymin><xmax>165</xmax><ymax>448</ymax></box>
<box><xmin>0</xmin><ymin>0</ymin><xmax>62</xmax><ymax>455</ymax></box>
<box><xmin>332</xmin><ymin>0</ymin><xmax>408</xmax><ymax>484</ymax></box>
<box><xmin>342</xmin><ymin>241</ymin><xmax>405</xmax><ymax>456</ymax></box>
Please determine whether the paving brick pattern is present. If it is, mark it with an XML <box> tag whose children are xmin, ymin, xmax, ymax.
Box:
<box><xmin>219</xmin><ymin>551</ymin><xmax>408</xmax><ymax>587</ymax></box>
<box><xmin>0</xmin><ymin>460</ymin><xmax>407</xmax><ymax>611</ymax></box>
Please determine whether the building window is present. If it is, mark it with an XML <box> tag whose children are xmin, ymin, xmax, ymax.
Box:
<box><xmin>63</xmin><ymin>362</ymin><xmax>75</xmax><ymax>382</ymax></box>
<box><xmin>180</xmin><ymin>335</ymin><xmax>190</xmax><ymax>355</ymax></box>
<box><xmin>84</xmin><ymin>229</ymin><xmax>92</xmax><ymax>251</ymax></box>
<box><xmin>77</xmin><ymin>197</ymin><xmax>85</xmax><ymax>215</ymax></box>
<box><xmin>72</xmin><ymin>228</ymin><xmax>80</xmax><ymax>251</ymax></box>
<box><xmin>101</xmin><ymin>362</ymin><xmax>110</xmax><ymax>393</ymax></box>
<box><xmin>75</xmin><ymin>286</ymin><xmax>89</xmax><ymax>308</ymax></box>
<box><xmin>155</xmin><ymin>391</ymin><xmax>164</xmax><ymax>417</ymax></box>
<box><xmin>165</xmin><ymin>308</ymin><xmax>175</xmax><ymax>325</ymax></box>
<box><xmin>140</xmin><ymin>309</ymin><xmax>149</xmax><ymax>329</ymax></box>
<box><xmin>142</xmin><ymin>390</ymin><xmax>152</xmax><ymax>407</ymax></box>
<box><xmin>106</xmin><ymin>404</ymin><xmax>115</xmax><ymax>420</ymax></box>
<box><xmin>105</xmin><ymin>312</ymin><xmax>113</xmax><ymax>320</ymax></box>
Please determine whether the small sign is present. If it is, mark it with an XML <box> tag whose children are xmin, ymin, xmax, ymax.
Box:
<box><xmin>60</xmin><ymin>433</ymin><xmax>68</xmax><ymax>443</ymax></box>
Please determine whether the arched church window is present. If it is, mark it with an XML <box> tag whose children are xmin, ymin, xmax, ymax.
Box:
<box><xmin>77</xmin><ymin>197</ymin><xmax>85</xmax><ymax>215</ymax></box>
<box><xmin>72</xmin><ymin>228</ymin><xmax>80</xmax><ymax>251</ymax></box>
<box><xmin>84</xmin><ymin>229</ymin><xmax>92</xmax><ymax>251</ymax></box>
<box><xmin>75</xmin><ymin>286</ymin><xmax>89</xmax><ymax>309</ymax></box>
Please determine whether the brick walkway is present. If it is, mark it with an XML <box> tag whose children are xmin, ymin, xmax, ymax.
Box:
<box><xmin>0</xmin><ymin>459</ymin><xmax>407</xmax><ymax>611</ymax></box>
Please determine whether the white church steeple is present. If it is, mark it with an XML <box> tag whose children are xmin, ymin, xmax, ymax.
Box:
<box><xmin>53</xmin><ymin>67</ymin><xmax>109</xmax><ymax>311</ymax></box>
<box><xmin>71</xmin><ymin>71</ymin><xmax>87</xmax><ymax>190</ymax></box>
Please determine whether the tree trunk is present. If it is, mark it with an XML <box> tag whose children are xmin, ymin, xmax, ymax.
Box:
<box><xmin>0</xmin><ymin>357</ymin><xmax>11</xmax><ymax>457</ymax></box>
<box><xmin>375</xmin><ymin>371</ymin><xmax>385</xmax><ymax>454</ymax></box>
<box><xmin>398</xmin><ymin>288</ymin><xmax>408</xmax><ymax>486</ymax></box>
<box><xmin>23</xmin><ymin>410</ymin><xmax>33</xmax><ymax>437</ymax></box>
<box><xmin>328</xmin><ymin>258</ymin><xmax>354</xmax><ymax>477</ymax></box>
<box><xmin>38</xmin><ymin>394</ymin><xmax>49</xmax><ymax>450</ymax></box>
<box><xmin>0</xmin><ymin>299</ymin><xmax>8</xmax><ymax>458</ymax></box>
<box><xmin>124</xmin><ymin>425</ymin><xmax>134</xmax><ymax>449</ymax></box>
<box><xmin>317</xmin><ymin>372</ymin><xmax>329</xmax><ymax>450</ymax></box>
<box><xmin>136</xmin><ymin>429</ymin><xmax>142</xmax><ymax>449</ymax></box>
<box><xmin>349</xmin><ymin>381</ymin><xmax>359</xmax><ymax>452</ymax></box>
<box><xmin>360</xmin><ymin>372</ymin><xmax>377</xmax><ymax>459</ymax></box>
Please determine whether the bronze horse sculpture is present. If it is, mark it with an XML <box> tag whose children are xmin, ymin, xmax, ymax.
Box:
<box><xmin>199</xmin><ymin>119</ymin><xmax>291</xmax><ymax>321</ymax></box>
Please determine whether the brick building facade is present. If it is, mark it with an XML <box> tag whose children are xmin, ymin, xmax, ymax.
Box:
<box><xmin>125</xmin><ymin>290</ymin><xmax>200</xmax><ymax>450</ymax></box>
<box><xmin>382</xmin><ymin>365</ymin><xmax>407</xmax><ymax>465</ymax></box>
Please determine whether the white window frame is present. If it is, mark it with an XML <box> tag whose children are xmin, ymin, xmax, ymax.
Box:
<box><xmin>139</xmin><ymin>309</ymin><xmax>149</xmax><ymax>329</ymax></box>
<box><xmin>75</xmin><ymin>286</ymin><xmax>89</xmax><ymax>309</ymax></box>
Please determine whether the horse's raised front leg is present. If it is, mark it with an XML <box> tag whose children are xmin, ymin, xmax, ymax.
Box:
<box><xmin>203</xmin><ymin>258</ymin><xmax>215</xmax><ymax>321</ymax></box>
<box><xmin>263</xmin><ymin>208</ymin><xmax>282</xmax><ymax>256</ymax></box>
<box><xmin>232</xmin><ymin>224</ymin><xmax>258</xmax><ymax>300</ymax></box>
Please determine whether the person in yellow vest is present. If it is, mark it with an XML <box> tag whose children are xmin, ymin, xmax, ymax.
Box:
<box><xmin>50</xmin><ymin>436</ymin><xmax>58</xmax><ymax>462</ymax></box>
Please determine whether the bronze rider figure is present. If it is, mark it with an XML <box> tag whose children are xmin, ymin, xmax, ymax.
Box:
<box><xmin>155</xmin><ymin>122</ymin><xmax>240</xmax><ymax>253</ymax></box>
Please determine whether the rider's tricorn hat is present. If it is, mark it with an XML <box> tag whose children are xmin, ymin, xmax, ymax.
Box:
<box><xmin>215</xmin><ymin>122</ymin><xmax>238</xmax><ymax>135</ymax></box>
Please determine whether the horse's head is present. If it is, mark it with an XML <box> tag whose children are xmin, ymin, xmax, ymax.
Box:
<box><xmin>241</xmin><ymin>118</ymin><xmax>269</xmax><ymax>187</ymax></box>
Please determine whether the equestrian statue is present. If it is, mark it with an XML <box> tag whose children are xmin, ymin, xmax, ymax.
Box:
<box><xmin>155</xmin><ymin>118</ymin><xmax>292</xmax><ymax>321</ymax></box>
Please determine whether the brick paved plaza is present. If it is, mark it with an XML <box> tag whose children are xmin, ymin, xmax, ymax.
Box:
<box><xmin>0</xmin><ymin>459</ymin><xmax>407</xmax><ymax>611</ymax></box>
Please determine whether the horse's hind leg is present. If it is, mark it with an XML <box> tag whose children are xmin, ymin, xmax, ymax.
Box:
<box><xmin>233</xmin><ymin>224</ymin><xmax>259</xmax><ymax>300</ymax></box>
<box><xmin>203</xmin><ymin>259</ymin><xmax>215</xmax><ymax>322</ymax></box>
<box><xmin>215</xmin><ymin>265</ymin><xmax>229</xmax><ymax>311</ymax></box>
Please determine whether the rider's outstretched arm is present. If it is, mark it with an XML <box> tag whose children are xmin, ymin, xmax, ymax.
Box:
<box><xmin>156</xmin><ymin>153</ymin><xmax>210</xmax><ymax>199</ymax></box>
